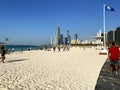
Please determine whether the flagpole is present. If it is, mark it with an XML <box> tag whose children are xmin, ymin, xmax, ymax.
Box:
<box><xmin>103</xmin><ymin>4</ymin><xmax>106</xmax><ymax>49</ymax></box>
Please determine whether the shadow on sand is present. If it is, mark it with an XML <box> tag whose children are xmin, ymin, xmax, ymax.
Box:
<box><xmin>95</xmin><ymin>59</ymin><xmax>120</xmax><ymax>90</ymax></box>
<box><xmin>6</xmin><ymin>59</ymin><xmax>28</xmax><ymax>63</ymax></box>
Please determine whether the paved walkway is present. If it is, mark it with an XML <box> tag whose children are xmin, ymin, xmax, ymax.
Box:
<box><xmin>95</xmin><ymin>59</ymin><xmax>120</xmax><ymax>90</ymax></box>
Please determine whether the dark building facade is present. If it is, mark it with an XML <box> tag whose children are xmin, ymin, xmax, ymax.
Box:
<box><xmin>101</xmin><ymin>32</ymin><xmax>107</xmax><ymax>44</ymax></box>
<box><xmin>74</xmin><ymin>34</ymin><xmax>78</xmax><ymax>41</ymax></box>
<box><xmin>60</xmin><ymin>34</ymin><xmax>64</xmax><ymax>45</ymax></box>
<box><xmin>67</xmin><ymin>30</ymin><xmax>71</xmax><ymax>45</ymax></box>
<box><xmin>107</xmin><ymin>30</ymin><xmax>115</xmax><ymax>42</ymax></box>
<box><xmin>116</xmin><ymin>27</ymin><xmax>120</xmax><ymax>43</ymax></box>
<box><xmin>105</xmin><ymin>26</ymin><xmax>120</xmax><ymax>45</ymax></box>
<box><xmin>64</xmin><ymin>37</ymin><xmax>68</xmax><ymax>45</ymax></box>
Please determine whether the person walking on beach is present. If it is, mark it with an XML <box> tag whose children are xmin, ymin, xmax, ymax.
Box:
<box><xmin>57</xmin><ymin>45</ymin><xmax>60</xmax><ymax>52</ymax></box>
<box><xmin>108</xmin><ymin>42</ymin><xmax>120</xmax><ymax>75</ymax></box>
<box><xmin>0</xmin><ymin>46</ymin><xmax>6</xmax><ymax>63</ymax></box>
<box><xmin>53</xmin><ymin>46</ymin><xmax>56</xmax><ymax>52</ymax></box>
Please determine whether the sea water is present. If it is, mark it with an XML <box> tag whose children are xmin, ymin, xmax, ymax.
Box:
<box><xmin>5</xmin><ymin>45</ymin><xmax>41</xmax><ymax>52</ymax></box>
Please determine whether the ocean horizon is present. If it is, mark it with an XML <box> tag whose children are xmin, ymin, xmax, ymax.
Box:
<box><xmin>5</xmin><ymin>45</ymin><xmax>43</xmax><ymax>52</ymax></box>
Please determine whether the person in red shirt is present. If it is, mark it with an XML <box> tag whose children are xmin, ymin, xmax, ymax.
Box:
<box><xmin>108</xmin><ymin>42</ymin><xmax>120</xmax><ymax>75</ymax></box>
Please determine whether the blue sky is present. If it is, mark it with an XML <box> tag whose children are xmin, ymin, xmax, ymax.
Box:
<box><xmin>0</xmin><ymin>0</ymin><xmax>120</xmax><ymax>45</ymax></box>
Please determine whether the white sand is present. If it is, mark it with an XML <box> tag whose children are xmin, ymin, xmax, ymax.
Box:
<box><xmin>0</xmin><ymin>47</ymin><xmax>107</xmax><ymax>90</ymax></box>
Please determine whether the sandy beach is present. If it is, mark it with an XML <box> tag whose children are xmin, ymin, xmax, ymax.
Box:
<box><xmin>0</xmin><ymin>47</ymin><xmax>107</xmax><ymax>90</ymax></box>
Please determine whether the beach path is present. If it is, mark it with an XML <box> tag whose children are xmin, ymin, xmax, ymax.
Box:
<box><xmin>95</xmin><ymin>59</ymin><xmax>120</xmax><ymax>90</ymax></box>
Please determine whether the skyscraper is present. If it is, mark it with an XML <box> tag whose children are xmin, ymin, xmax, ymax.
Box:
<box><xmin>107</xmin><ymin>30</ymin><xmax>115</xmax><ymax>42</ymax></box>
<box><xmin>60</xmin><ymin>34</ymin><xmax>64</xmax><ymax>45</ymax></box>
<box><xmin>67</xmin><ymin>30</ymin><xmax>71</xmax><ymax>45</ymax></box>
<box><xmin>54</xmin><ymin>26</ymin><xmax>60</xmax><ymax>46</ymax></box>
<box><xmin>64</xmin><ymin>37</ymin><xmax>68</xmax><ymax>45</ymax></box>
<box><xmin>74</xmin><ymin>34</ymin><xmax>78</xmax><ymax>41</ymax></box>
<box><xmin>116</xmin><ymin>27</ymin><xmax>120</xmax><ymax>43</ymax></box>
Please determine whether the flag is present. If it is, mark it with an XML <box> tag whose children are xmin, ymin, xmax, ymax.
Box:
<box><xmin>105</xmin><ymin>5</ymin><xmax>115</xmax><ymax>11</ymax></box>
<box><xmin>5</xmin><ymin>37</ymin><xmax>9</xmax><ymax>41</ymax></box>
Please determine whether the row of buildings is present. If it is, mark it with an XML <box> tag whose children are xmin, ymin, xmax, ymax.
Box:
<box><xmin>51</xmin><ymin>26</ymin><xmax>78</xmax><ymax>46</ymax></box>
<box><xmin>107</xmin><ymin>27</ymin><xmax>120</xmax><ymax>44</ymax></box>
<box><xmin>51</xmin><ymin>26</ymin><xmax>120</xmax><ymax>46</ymax></box>
<box><xmin>90</xmin><ymin>26</ymin><xmax>120</xmax><ymax>46</ymax></box>
<box><xmin>84</xmin><ymin>26</ymin><xmax>120</xmax><ymax>46</ymax></box>
<box><xmin>51</xmin><ymin>26</ymin><xmax>104</xmax><ymax>46</ymax></box>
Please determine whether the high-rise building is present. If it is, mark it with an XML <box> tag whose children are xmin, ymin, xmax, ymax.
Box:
<box><xmin>107</xmin><ymin>30</ymin><xmax>115</xmax><ymax>42</ymax></box>
<box><xmin>74</xmin><ymin>34</ymin><xmax>78</xmax><ymax>41</ymax></box>
<box><xmin>60</xmin><ymin>34</ymin><xmax>64</xmax><ymax>45</ymax></box>
<box><xmin>51</xmin><ymin>37</ymin><xmax>53</xmax><ymax>45</ymax></box>
<box><xmin>64</xmin><ymin>37</ymin><xmax>68</xmax><ymax>45</ymax></box>
<box><xmin>67</xmin><ymin>30</ymin><xmax>71</xmax><ymax>45</ymax></box>
<box><xmin>116</xmin><ymin>27</ymin><xmax>120</xmax><ymax>43</ymax></box>
<box><xmin>54</xmin><ymin>26</ymin><xmax>60</xmax><ymax>46</ymax></box>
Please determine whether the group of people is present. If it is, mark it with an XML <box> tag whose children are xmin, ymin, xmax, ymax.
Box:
<box><xmin>53</xmin><ymin>45</ymin><xmax>70</xmax><ymax>52</ymax></box>
<box><xmin>53</xmin><ymin>46</ymin><xmax>60</xmax><ymax>52</ymax></box>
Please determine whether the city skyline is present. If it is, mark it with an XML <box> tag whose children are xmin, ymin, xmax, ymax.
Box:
<box><xmin>0</xmin><ymin>0</ymin><xmax>120</xmax><ymax>45</ymax></box>
<box><xmin>52</xmin><ymin>26</ymin><xmax>72</xmax><ymax>46</ymax></box>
